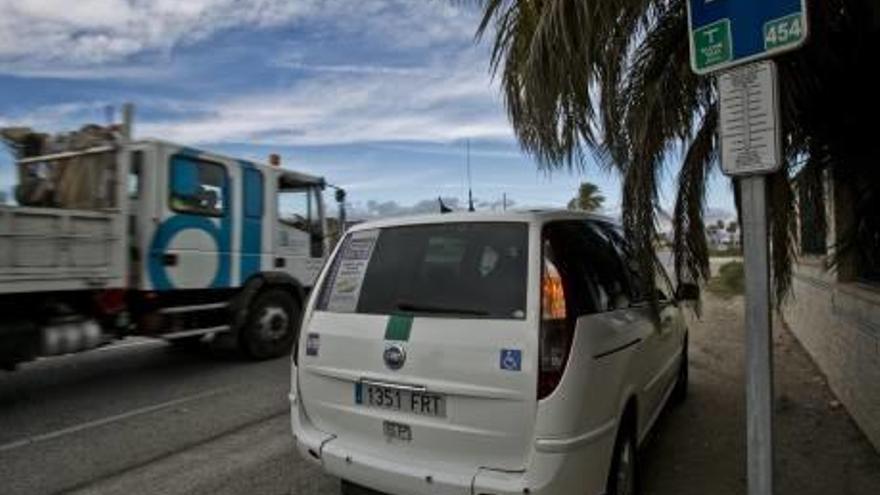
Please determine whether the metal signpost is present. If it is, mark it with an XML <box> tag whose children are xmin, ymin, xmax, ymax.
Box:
<box><xmin>720</xmin><ymin>61</ymin><xmax>781</xmax><ymax>495</ymax></box>
<box><xmin>687</xmin><ymin>1</ymin><xmax>809</xmax><ymax>495</ymax></box>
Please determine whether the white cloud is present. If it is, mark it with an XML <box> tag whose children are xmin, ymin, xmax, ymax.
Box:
<box><xmin>0</xmin><ymin>100</ymin><xmax>124</xmax><ymax>131</ymax></box>
<box><xmin>346</xmin><ymin>194</ymin><xmax>521</xmax><ymax>220</ymax></box>
<box><xmin>0</xmin><ymin>0</ymin><xmax>310</xmax><ymax>64</ymax></box>
<box><xmin>368</xmin><ymin>143</ymin><xmax>523</xmax><ymax>160</ymax></box>
<box><xmin>0</xmin><ymin>0</ymin><xmax>477</xmax><ymax>77</ymax></box>
<box><xmin>273</xmin><ymin>60</ymin><xmax>428</xmax><ymax>76</ymax></box>
<box><xmin>0</xmin><ymin>1</ymin><xmax>508</xmax><ymax>154</ymax></box>
<box><xmin>350</xmin><ymin>196</ymin><xmax>462</xmax><ymax>219</ymax></box>
<box><xmin>137</xmin><ymin>51</ymin><xmax>511</xmax><ymax>146</ymax></box>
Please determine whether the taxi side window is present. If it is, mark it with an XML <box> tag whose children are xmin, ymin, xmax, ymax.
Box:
<box><xmin>543</xmin><ymin>221</ymin><xmax>631</xmax><ymax>315</ymax></box>
<box><xmin>592</xmin><ymin>222</ymin><xmax>652</xmax><ymax>304</ymax></box>
<box><xmin>169</xmin><ymin>156</ymin><xmax>227</xmax><ymax>217</ymax></box>
<box><xmin>581</xmin><ymin>223</ymin><xmax>633</xmax><ymax>311</ymax></box>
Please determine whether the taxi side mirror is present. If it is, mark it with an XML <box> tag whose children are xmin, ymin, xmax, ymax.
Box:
<box><xmin>676</xmin><ymin>283</ymin><xmax>701</xmax><ymax>302</ymax></box>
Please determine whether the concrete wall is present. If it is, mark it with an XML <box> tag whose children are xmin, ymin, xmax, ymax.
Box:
<box><xmin>783</xmin><ymin>261</ymin><xmax>880</xmax><ymax>452</ymax></box>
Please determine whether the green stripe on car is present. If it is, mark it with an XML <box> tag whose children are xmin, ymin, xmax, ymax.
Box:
<box><xmin>385</xmin><ymin>314</ymin><xmax>413</xmax><ymax>341</ymax></box>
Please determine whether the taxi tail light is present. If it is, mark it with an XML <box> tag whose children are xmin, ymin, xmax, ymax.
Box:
<box><xmin>538</xmin><ymin>258</ymin><xmax>575</xmax><ymax>401</ymax></box>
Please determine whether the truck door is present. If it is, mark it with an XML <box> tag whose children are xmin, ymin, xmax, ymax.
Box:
<box><xmin>148</xmin><ymin>151</ymin><xmax>233</xmax><ymax>291</ymax></box>
<box><xmin>274</xmin><ymin>179</ymin><xmax>326</xmax><ymax>288</ymax></box>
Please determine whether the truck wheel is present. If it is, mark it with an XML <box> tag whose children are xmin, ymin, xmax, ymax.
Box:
<box><xmin>241</xmin><ymin>289</ymin><xmax>300</xmax><ymax>360</ymax></box>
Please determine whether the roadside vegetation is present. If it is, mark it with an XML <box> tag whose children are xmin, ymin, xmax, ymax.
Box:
<box><xmin>708</xmin><ymin>247</ymin><xmax>743</xmax><ymax>258</ymax></box>
<box><xmin>708</xmin><ymin>262</ymin><xmax>745</xmax><ymax>297</ymax></box>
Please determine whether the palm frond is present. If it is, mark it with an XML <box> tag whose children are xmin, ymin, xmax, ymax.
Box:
<box><xmin>673</xmin><ymin>106</ymin><xmax>717</xmax><ymax>293</ymax></box>
<box><xmin>768</xmin><ymin>170</ymin><xmax>798</xmax><ymax>306</ymax></box>
<box><xmin>475</xmin><ymin>0</ymin><xmax>880</xmax><ymax>316</ymax></box>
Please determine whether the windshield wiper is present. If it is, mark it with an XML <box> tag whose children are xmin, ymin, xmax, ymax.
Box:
<box><xmin>395</xmin><ymin>301</ymin><xmax>489</xmax><ymax>316</ymax></box>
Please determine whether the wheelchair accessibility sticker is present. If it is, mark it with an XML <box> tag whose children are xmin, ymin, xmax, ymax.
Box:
<box><xmin>500</xmin><ymin>349</ymin><xmax>522</xmax><ymax>372</ymax></box>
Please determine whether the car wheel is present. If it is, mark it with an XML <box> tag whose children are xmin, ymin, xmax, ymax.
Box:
<box><xmin>240</xmin><ymin>289</ymin><xmax>300</xmax><ymax>360</ymax></box>
<box><xmin>672</xmin><ymin>334</ymin><xmax>689</xmax><ymax>405</ymax></box>
<box><xmin>606</xmin><ymin>420</ymin><xmax>639</xmax><ymax>495</ymax></box>
<box><xmin>341</xmin><ymin>480</ymin><xmax>384</xmax><ymax>495</ymax></box>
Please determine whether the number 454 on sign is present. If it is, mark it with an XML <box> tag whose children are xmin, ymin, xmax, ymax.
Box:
<box><xmin>765</xmin><ymin>14</ymin><xmax>805</xmax><ymax>50</ymax></box>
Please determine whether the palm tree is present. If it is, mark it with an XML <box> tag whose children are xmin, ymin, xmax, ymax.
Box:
<box><xmin>474</xmin><ymin>0</ymin><xmax>880</xmax><ymax>307</ymax></box>
<box><xmin>567</xmin><ymin>182</ymin><xmax>605</xmax><ymax>212</ymax></box>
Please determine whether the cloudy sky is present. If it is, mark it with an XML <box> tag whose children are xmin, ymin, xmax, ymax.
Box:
<box><xmin>0</xmin><ymin>0</ymin><xmax>734</xmax><ymax>218</ymax></box>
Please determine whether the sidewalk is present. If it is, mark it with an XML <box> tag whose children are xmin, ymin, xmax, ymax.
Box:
<box><xmin>640</xmin><ymin>294</ymin><xmax>880</xmax><ymax>495</ymax></box>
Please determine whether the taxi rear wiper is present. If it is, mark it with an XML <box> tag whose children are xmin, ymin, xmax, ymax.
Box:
<box><xmin>395</xmin><ymin>301</ymin><xmax>489</xmax><ymax>316</ymax></box>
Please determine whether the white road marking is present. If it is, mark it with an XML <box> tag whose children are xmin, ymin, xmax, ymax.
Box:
<box><xmin>91</xmin><ymin>338</ymin><xmax>161</xmax><ymax>353</ymax></box>
<box><xmin>0</xmin><ymin>387</ymin><xmax>233</xmax><ymax>454</ymax></box>
<box><xmin>27</xmin><ymin>338</ymin><xmax>162</xmax><ymax>368</ymax></box>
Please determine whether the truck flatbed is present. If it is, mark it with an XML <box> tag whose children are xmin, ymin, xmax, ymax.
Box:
<box><xmin>0</xmin><ymin>204</ymin><xmax>125</xmax><ymax>294</ymax></box>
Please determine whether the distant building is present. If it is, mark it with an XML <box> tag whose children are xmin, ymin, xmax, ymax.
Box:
<box><xmin>706</xmin><ymin>223</ymin><xmax>740</xmax><ymax>251</ymax></box>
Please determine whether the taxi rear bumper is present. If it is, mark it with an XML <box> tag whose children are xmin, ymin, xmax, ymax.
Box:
<box><xmin>291</xmin><ymin>393</ymin><xmax>614</xmax><ymax>495</ymax></box>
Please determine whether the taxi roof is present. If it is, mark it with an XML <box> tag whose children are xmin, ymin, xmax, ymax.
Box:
<box><xmin>347</xmin><ymin>209</ymin><xmax>618</xmax><ymax>233</ymax></box>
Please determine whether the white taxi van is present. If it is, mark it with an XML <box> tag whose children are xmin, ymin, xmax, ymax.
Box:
<box><xmin>290</xmin><ymin>211</ymin><xmax>694</xmax><ymax>495</ymax></box>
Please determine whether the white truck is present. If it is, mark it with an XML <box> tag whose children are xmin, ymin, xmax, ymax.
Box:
<box><xmin>0</xmin><ymin>106</ymin><xmax>344</xmax><ymax>370</ymax></box>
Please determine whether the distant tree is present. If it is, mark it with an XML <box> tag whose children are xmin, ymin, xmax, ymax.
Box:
<box><xmin>727</xmin><ymin>221</ymin><xmax>738</xmax><ymax>234</ymax></box>
<box><xmin>716</xmin><ymin>219</ymin><xmax>725</xmax><ymax>230</ymax></box>
<box><xmin>567</xmin><ymin>182</ymin><xmax>605</xmax><ymax>212</ymax></box>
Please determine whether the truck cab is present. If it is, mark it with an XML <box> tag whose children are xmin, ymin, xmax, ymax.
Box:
<box><xmin>130</xmin><ymin>140</ymin><xmax>328</xmax><ymax>293</ymax></box>
<box><xmin>0</xmin><ymin>118</ymin><xmax>342</xmax><ymax>369</ymax></box>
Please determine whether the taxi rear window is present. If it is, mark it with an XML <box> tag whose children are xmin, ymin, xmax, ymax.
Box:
<box><xmin>316</xmin><ymin>223</ymin><xmax>528</xmax><ymax>319</ymax></box>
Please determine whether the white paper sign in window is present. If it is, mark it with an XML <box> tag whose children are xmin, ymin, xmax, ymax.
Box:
<box><xmin>326</xmin><ymin>230</ymin><xmax>379</xmax><ymax>313</ymax></box>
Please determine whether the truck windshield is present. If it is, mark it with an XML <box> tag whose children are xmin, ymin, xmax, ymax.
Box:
<box><xmin>278</xmin><ymin>182</ymin><xmax>325</xmax><ymax>231</ymax></box>
<box><xmin>316</xmin><ymin>223</ymin><xmax>529</xmax><ymax>320</ymax></box>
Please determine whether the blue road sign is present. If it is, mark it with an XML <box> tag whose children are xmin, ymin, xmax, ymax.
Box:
<box><xmin>687</xmin><ymin>0</ymin><xmax>808</xmax><ymax>75</ymax></box>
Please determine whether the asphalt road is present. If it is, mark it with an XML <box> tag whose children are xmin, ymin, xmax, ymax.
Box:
<box><xmin>0</xmin><ymin>339</ymin><xmax>335</xmax><ymax>495</ymax></box>
<box><xmin>4</xmin><ymin>286</ymin><xmax>876</xmax><ymax>495</ymax></box>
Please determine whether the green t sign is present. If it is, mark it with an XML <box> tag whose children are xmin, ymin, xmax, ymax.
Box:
<box><xmin>693</xmin><ymin>19</ymin><xmax>733</xmax><ymax>71</ymax></box>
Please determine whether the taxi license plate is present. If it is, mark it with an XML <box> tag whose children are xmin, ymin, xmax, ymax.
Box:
<box><xmin>355</xmin><ymin>383</ymin><xmax>446</xmax><ymax>417</ymax></box>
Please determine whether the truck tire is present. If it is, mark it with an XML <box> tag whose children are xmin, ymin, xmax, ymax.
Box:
<box><xmin>240</xmin><ymin>289</ymin><xmax>300</xmax><ymax>360</ymax></box>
